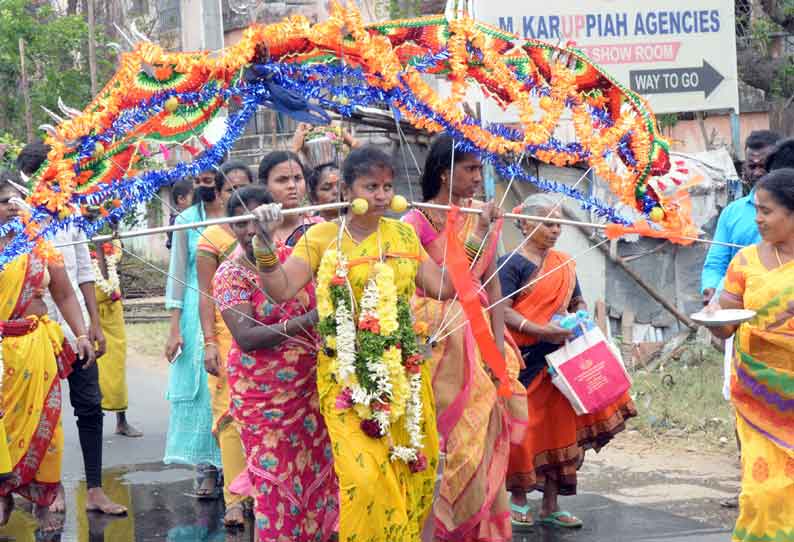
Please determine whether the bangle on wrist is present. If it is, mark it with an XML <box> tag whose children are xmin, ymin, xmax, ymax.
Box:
<box><xmin>518</xmin><ymin>320</ymin><xmax>527</xmax><ymax>334</ymax></box>
<box><xmin>282</xmin><ymin>320</ymin><xmax>289</xmax><ymax>335</ymax></box>
<box><xmin>76</xmin><ymin>334</ymin><xmax>89</xmax><ymax>341</ymax></box>
<box><xmin>204</xmin><ymin>341</ymin><xmax>218</xmax><ymax>348</ymax></box>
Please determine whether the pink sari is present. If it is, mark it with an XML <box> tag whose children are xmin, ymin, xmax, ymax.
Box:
<box><xmin>405</xmin><ymin>208</ymin><xmax>527</xmax><ymax>541</ymax></box>
<box><xmin>213</xmin><ymin>247</ymin><xmax>337</xmax><ymax>541</ymax></box>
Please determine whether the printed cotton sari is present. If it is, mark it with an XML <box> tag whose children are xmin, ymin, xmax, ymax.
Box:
<box><xmin>94</xmin><ymin>241</ymin><xmax>128</xmax><ymax>411</ymax></box>
<box><xmin>0</xmin><ymin>254</ymin><xmax>74</xmax><ymax>506</ymax></box>
<box><xmin>292</xmin><ymin>218</ymin><xmax>440</xmax><ymax>542</ymax></box>
<box><xmin>214</xmin><ymin>246</ymin><xmax>337</xmax><ymax>541</ymax></box>
<box><xmin>722</xmin><ymin>245</ymin><xmax>794</xmax><ymax>542</ymax></box>
<box><xmin>404</xmin><ymin>207</ymin><xmax>527</xmax><ymax>541</ymax></box>
<box><xmin>500</xmin><ymin>249</ymin><xmax>636</xmax><ymax>495</ymax></box>
<box><xmin>196</xmin><ymin>224</ymin><xmax>247</xmax><ymax>508</ymax></box>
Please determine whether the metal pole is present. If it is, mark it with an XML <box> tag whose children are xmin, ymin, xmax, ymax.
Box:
<box><xmin>410</xmin><ymin>201</ymin><xmax>744</xmax><ymax>249</ymax></box>
<box><xmin>53</xmin><ymin>199</ymin><xmax>744</xmax><ymax>250</ymax></box>
<box><xmin>54</xmin><ymin>202</ymin><xmax>350</xmax><ymax>248</ymax></box>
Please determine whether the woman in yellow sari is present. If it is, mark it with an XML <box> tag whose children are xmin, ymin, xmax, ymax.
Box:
<box><xmin>251</xmin><ymin>146</ymin><xmax>456</xmax><ymax>541</ymax></box>
<box><xmin>404</xmin><ymin>135</ymin><xmax>527</xmax><ymax>541</ymax></box>
<box><xmin>93</xmin><ymin>233</ymin><xmax>141</xmax><ymax>438</ymax></box>
<box><xmin>706</xmin><ymin>169</ymin><xmax>794</xmax><ymax>542</ymax></box>
<box><xmin>0</xmin><ymin>177</ymin><xmax>95</xmax><ymax>530</ymax></box>
<box><xmin>196</xmin><ymin>161</ymin><xmax>253</xmax><ymax>527</ymax></box>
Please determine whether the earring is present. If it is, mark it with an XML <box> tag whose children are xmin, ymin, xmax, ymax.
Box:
<box><xmin>390</xmin><ymin>195</ymin><xmax>408</xmax><ymax>213</ymax></box>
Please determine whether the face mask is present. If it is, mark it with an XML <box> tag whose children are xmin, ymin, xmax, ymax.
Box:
<box><xmin>197</xmin><ymin>186</ymin><xmax>217</xmax><ymax>203</ymax></box>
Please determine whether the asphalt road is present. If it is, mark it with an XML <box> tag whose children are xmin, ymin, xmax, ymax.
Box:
<box><xmin>0</xmin><ymin>358</ymin><xmax>731</xmax><ymax>542</ymax></box>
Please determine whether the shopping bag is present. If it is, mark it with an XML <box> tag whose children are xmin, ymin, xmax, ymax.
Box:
<box><xmin>546</xmin><ymin>325</ymin><xmax>631</xmax><ymax>415</ymax></box>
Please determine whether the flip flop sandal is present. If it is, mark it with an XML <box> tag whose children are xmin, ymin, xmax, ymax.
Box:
<box><xmin>510</xmin><ymin>502</ymin><xmax>534</xmax><ymax>530</ymax></box>
<box><xmin>538</xmin><ymin>511</ymin><xmax>583</xmax><ymax>529</ymax></box>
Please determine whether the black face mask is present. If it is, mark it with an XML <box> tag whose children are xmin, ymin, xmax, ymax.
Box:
<box><xmin>197</xmin><ymin>186</ymin><xmax>217</xmax><ymax>203</ymax></box>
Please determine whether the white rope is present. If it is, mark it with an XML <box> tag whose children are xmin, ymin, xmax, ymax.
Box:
<box><xmin>119</xmin><ymin>245</ymin><xmax>317</xmax><ymax>350</ymax></box>
<box><xmin>428</xmin><ymin>167</ymin><xmax>591</xmax><ymax>343</ymax></box>
<box><xmin>431</xmin><ymin>238</ymin><xmax>609</xmax><ymax>344</ymax></box>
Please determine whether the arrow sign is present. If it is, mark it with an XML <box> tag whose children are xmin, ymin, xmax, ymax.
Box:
<box><xmin>629</xmin><ymin>61</ymin><xmax>724</xmax><ymax>99</ymax></box>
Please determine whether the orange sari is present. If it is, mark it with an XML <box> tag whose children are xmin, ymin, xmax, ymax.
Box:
<box><xmin>505</xmin><ymin>249</ymin><xmax>636</xmax><ymax>495</ymax></box>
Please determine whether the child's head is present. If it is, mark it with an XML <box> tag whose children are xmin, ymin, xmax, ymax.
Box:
<box><xmin>171</xmin><ymin>178</ymin><xmax>195</xmax><ymax>211</ymax></box>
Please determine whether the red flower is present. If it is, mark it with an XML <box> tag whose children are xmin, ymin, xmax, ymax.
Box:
<box><xmin>110</xmin><ymin>292</ymin><xmax>122</xmax><ymax>303</ymax></box>
<box><xmin>331</xmin><ymin>275</ymin><xmax>346</xmax><ymax>286</ymax></box>
<box><xmin>371</xmin><ymin>401</ymin><xmax>390</xmax><ymax>413</ymax></box>
<box><xmin>409</xmin><ymin>453</ymin><xmax>428</xmax><ymax>473</ymax></box>
<box><xmin>358</xmin><ymin>315</ymin><xmax>380</xmax><ymax>334</ymax></box>
<box><xmin>360</xmin><ymin>418</ymin><xmax>384</xmax><ymax>438</ymax></box>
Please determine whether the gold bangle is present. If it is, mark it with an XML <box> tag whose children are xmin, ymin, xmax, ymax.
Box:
<box><xmin>282</xmin><ymin>320</ymin><xmax>288</xmax><ymax>335</ymax></box>
<box><xmin>518</xmin><ymin>320</ymin><xmax>527</xmax><ymax>334</ymax></box>
<box><xmin>76</xmin><ymin>334</ymin><xmax>89</xmax><ymax>341</ymax></box>
<box><xmin>204</xmin><ymin>341</ymin><xmax>218</xmax><ymax>348</ymax></box>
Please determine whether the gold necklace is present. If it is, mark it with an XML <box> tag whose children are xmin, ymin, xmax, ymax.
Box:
<box><xmin>775</xmin><ymin>246</ymin><xmax>784</xmax><ymax>267</ymax></box>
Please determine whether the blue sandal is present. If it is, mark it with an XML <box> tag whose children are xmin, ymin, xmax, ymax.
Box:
<box><xmin>511</xmin><ymin>501</ymin><xmax>534</xmax><ymax>529</ymax></box>
<box><xmin>538</xmin><ymin>510</ymin><xmax>583</xmax><ymax>529</ymax></box>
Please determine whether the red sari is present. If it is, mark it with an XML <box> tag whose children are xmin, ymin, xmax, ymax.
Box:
<box><xmin>505</xmin><ymin>249</ymin><xmax>637</xmax><ymax>495</ymax></box>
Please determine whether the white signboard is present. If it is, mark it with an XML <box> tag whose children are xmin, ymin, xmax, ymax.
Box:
<box><xmin>475</xmin><ymin>0</ymin><xmax>739</xmax><ymax>114</ymax></box>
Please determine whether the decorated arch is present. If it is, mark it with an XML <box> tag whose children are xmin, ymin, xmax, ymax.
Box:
<box><xmin>0</xmin><ymin>3</ymin><xmax>698</xmax><ymax>268</ymax></box>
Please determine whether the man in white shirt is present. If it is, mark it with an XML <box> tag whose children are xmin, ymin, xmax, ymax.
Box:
<box><xmin>18</xmin><ymin>143</ymin><xmax>126</xmax><ymax>517</ymax></box>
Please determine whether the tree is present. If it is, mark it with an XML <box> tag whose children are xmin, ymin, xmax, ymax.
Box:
<box><xmin>736</xmin><ymin>0</ymin><xmax>794</xmax><ymax>135</ymax></box>
<box><xmin>0</xmin><ymin>0</ymin><xmax>113</xmax><ymax>140</ymax></box>
<box><xmin>760</xmin><ymin>0</ymin><xmax>794</xmax><ymax>33</ymax></box>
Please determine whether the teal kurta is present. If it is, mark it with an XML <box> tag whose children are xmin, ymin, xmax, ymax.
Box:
<box><xmin>164</xmin><ymin>202</ymin><xmax>221</xmax><ymax>468</ymax></box>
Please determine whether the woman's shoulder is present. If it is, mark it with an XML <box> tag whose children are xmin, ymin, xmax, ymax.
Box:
<box><xmin>174</xmin><ymin>204</ymin><xmax>201</xmax><ymax>225</ymax></box>
<box><xmin>731</xmin><ymin>244</ymin><xmax>760</xmax><ymax>267</ymax></box>
<box><xmin>383</xmin><ymin>217</ymin><xmax>420</xmax><ymax>239</ymax></box>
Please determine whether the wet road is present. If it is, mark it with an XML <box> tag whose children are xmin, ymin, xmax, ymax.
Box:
<box><xmin>0</xmin><ymin>359</ymin><xmax>732</xmax><ymax>541</ymax></box>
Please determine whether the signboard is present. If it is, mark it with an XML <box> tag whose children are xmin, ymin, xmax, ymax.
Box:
<box><xmin>475</xmin><ymin>0</ymin><xmax>739</xmax><ymax>114</ymax></box>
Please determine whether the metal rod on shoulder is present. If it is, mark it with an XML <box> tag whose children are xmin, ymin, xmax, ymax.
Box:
<box><xmin>54</xmin><ymin>202</ymin><xmax>349</xmax><ymax>248</ymax></box>
<box><xmin>409</xmin><ymin>201</ymin><xmax>745</xmax><ymax>249</ymax></box>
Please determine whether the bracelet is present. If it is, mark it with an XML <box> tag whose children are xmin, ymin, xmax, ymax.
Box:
<box><xmin>76</xmin><ymin>334</ymin><xmax>89</xmax><ymax>341</ymax></box>
<box><xmin>204</xmin><ymin>341</ymin><xmax>218</xmax><ymax>348</ymax></box>
<box><xmin>518</xmin><ymin>320</ymin><xmax>527</xmax><ymax>334</ymax></box>
<box><xmin>255</xmin><ymin>252</ymin><xmax>280</xmax><ymax>269</ymax></box>
<box><xmin>282</xmin><ymin>320</ymin><xmax>288</xmax><ymax>335</ymax></box>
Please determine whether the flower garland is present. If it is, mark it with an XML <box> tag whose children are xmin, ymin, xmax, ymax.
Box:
<box><xmin>317</xmin><ymin>247</ymin><xmax>427</xmax><ymax>471</ymax></box>
<box><xmin>2</xmin><ymin>3</ymin><xmax>684</xmax><ymax>271</ymax></box>
<box><xmin>91</xmin><ymin>242</ymin><xmax>122</xmax><ymax>302</ymax></box>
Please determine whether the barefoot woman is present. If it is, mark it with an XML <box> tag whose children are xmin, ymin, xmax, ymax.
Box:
<box><xmin>0</xmin><ymin>175</ymin><xmax>95</xmax><ymax>530</ymax></box>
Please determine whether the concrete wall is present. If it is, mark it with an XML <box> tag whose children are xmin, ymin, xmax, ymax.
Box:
<box><xmin>663</xmin><ymin>111</ymin><xmax>770</xmax><ymax>159</ymax></box>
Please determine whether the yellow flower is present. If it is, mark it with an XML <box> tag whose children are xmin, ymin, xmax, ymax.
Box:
<box><xmin>325</xmin><ymin>336</ymin><xmax>337</xmax><ymax>350</ymax></box>
<box><xmin>383</xmin><ymin>346</ymin><xmax>408</xmax><ymax>421</ymax></box>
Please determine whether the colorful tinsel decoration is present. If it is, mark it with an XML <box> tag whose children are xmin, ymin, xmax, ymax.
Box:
<box><xmin>0</xmin><ymin>3</ymin><xmax>695</xmax><ymax>269</ymax></box>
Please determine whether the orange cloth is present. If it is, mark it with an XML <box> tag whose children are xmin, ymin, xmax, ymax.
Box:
<box><xmin>506</xmin><ymin>250</ymin><xmax>636</xmax><ymax>495</ymax></box>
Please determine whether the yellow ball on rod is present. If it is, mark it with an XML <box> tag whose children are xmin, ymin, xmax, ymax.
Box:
<box><xmin>389</xmin><ymin>195</ymin><xmax>408</xmax><ymax>213</ymax></box>
<box><xmin>350</xmin><ymin>198</ymin><xmax>369</xmax><ymax>215</ymax></box>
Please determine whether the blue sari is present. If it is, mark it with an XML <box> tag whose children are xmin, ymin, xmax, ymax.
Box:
<box><xmin>164</xmin><ymin>203</ymin><xmax>222</xmax><ymax>468</ymax></box>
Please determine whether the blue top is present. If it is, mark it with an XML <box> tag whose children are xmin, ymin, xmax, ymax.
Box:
<box><xmin>701</xmin><ymin>192</ymin><xmax>761</xmax><ymax>294</ymax></box>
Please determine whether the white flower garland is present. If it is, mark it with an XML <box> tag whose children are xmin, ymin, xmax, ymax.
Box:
<box><xmin>317</xmin><ymin>245</ymin><xmax>427</xmax><ymax>467</ymax></box>
<box><xmin>93</xmin><ymin>245</ymin><xmax>121</xmax><ymax>297</ymax></box>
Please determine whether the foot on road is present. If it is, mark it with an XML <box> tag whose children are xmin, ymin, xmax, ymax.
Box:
<box><xmin>48</xmin><ymin>484</ymin><xmax>66</xmax><ymax>514</ymax></box>
<box><xmin>224</xmin><ymin>503</ymin><xmax>245</xmax><ymax>529</ymax></box>
<box><xmin>86</xmin><ymin>487</ymin><xmax>127</xmax><ymax>515</ymax></box>
<box><xmin>510</xmin><ymin>497</ymin><xmax>534</xmax><ymax>528</ymax></box>
<box><xmin>538</xmin><ymin>510</ymin><xmax>583</xmax><ymax>529</ymax></box>
<box><xmin>0</xmin><ymin>494</ymin><xmax>14</xmax><ymax>526</ymax></box>
<box><xmin>115</xmin><ymin>422</ymin><xmax>143</xmax><ymax>438</ymax></box>
<box><xmin>34</xmin><ymin>504</ymin><xmax>64</xmax><ymax>533</ymax></box>
<box><xmin>720</xmin><ymin>495</ymin><xmax>739</xmax><ymax>509</ymax></box>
